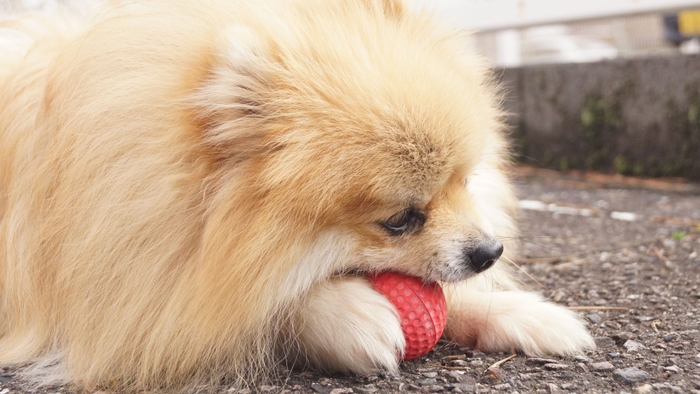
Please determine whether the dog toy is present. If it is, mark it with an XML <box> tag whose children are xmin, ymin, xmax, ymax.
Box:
<box><xmin>366</xmin><ymin>271</ymin><xmax>447</xmax><ymax>361</ymax></box>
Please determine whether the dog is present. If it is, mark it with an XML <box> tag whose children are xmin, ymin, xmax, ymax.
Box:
<box><xmin>0</xmin><ymin>0</ymin><xmax>595</xmax><ymax>391</ymax></box>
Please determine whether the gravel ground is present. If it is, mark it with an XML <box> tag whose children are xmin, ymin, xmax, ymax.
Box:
<box><xmin>2</xmin><ymin>170</ymin><xmax>699</xmax><ymax>393</ymax></box>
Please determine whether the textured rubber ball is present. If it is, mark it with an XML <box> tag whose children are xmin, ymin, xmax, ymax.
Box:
<box><xmin>366</xmin><ymin>271</ymin><xmax>447</xmax><ymax>361</ymax></box>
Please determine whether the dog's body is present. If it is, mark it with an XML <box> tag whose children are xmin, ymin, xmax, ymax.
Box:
<box><xmin>0</xmin><ymin>0</ymin><xmax>594</xmax><ymax>391</ymax></box>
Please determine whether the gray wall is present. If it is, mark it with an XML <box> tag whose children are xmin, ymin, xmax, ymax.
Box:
<box><xmin>499</xmin><ymin>54</ymin><xmax>700</xmax><ymax>180</ymax></box>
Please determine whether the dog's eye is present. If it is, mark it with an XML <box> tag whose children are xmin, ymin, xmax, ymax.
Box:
<box><xmin>381</xmin><ymin>208</ymin><xmax>425</xmax><ymax>236</ymax></box>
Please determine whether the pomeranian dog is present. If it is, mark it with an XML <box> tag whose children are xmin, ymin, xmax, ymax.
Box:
<box><xmin>0</xmin><ymin>0</ymin><xmax>595</xmax><ymax>391</ymax></box>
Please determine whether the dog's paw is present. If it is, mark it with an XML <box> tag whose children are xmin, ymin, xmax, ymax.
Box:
<box><xmin>293</xmin><ymin>276</ymin><xmax>404</xmax><ymax>375</ymax></box>
<box><xmin>445</xmin><ymin>289</ymin><xmax>595</xmax><ymax>357</ymax></box>
<box><xmin>473</xmin><ymin>292</ymin><xmax>596</xmax><ymax>356</ymax></box>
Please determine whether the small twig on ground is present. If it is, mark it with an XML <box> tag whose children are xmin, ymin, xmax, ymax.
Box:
<box><xmin>568</xmin><ymin>306</ymin><xmax>628</xmax><ymax>311</ymax></box>
<box><xmin>651</xmin><ymin>321</ymin><xmax>660</xmax><ymax>333</ymax></box>
<box><xmin>485</xmin><ymin>354</ymin><xmax>517</xmax><ymax>374</ymax></box>
<box><xmin>651</xmin><ymin>246</ymin><xmax>670</xmax><ymax>263</ymax></box>
<box><xmin>441</xmin><ymin>354</ymin><xmax>467</xmax><ymax>361</ymax></box>
<box><xmin>651</xmin><ymin>215</ymin><xmax>700</xmax><ymax>227</ymax></box>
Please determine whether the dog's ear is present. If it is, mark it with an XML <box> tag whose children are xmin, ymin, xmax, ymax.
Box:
<box><xmin>193</xmin><ymin>25</ymin><xmax>279</xmax><ymax>164</ymax></box>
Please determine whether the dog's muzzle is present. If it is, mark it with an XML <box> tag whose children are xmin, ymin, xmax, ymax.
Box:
<box><xmin>464</xmin><ymin>237</ymin><xmax>503</xmax><ymax>273</ymax></box>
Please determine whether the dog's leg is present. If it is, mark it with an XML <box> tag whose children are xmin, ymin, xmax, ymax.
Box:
<box><xmin>443</xmin><ymin>283</ymin><xmax>596</xmax><ymax>356</ymax></box>
<box><xmin>290</xmin><ymin>276</ymin><xmax>404</xmax><ymax>375</ymax></box>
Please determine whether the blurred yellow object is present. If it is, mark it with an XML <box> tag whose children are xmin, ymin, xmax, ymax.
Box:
<box><xmin>678</xmin><ymin>10</ymin><xmax>700</xmax><ymax>35</ymax></box>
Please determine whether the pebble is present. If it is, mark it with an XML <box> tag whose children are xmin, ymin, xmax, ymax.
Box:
<box><xmin>613</xmin><ymin>367</ymin><xmax>651</xmax><ymax>384</ymax></box>
<box><xmin>594</xmin><ymin>336</ymin><xmax>615</xmax><ymax>348</ymax></box>
<box><xmin>493</xmin><ymin>383</ymin><xmax>511</xmax><ymax>390</ymax></box>
<box><xmin>623</xmin><ymin>340</ymin><xmax>646</xmax><ymax>352</ymax></box>
<box><xmin>664</xmin><ymin>332</ymin><xmax>679</xmax><ymax>342</ymax></box>
<box><xmin>311</xmin><ymin>383</ymin><xmax>331</xmax><ymax>394</ymax></box>
<box><xmin>548</xmin><ymin>383</ymin><xmax>563</xmax><ymax>393</ymax></box>
<box><xmin>664</xmin><ymin>365</ymin><xmax>681</xmax><ymax>373</ymax></box>
<box><xmin>328</xmin><ymin>389</ymin><xmax>353</xmax><ymax>394</ymax></box>
<box><xmin>450</xmin><ymin>360</ymin><xmax>468</xmax><ymax>367</ymax></box>
<box><xmin>544</xmin><ymin>363</ymin><xmax>571</xmax><ymax>370</ymax></box>
<box><xmin>447</xmin><ymin>371</ymin><xmax>465</xmax><ymax>383</ymax></box>
<box><xmin>637</xmin><ymin>384</ymin><xmax>652</xmax><ymax>393</ymax></box>
<box><xmin>573</xmin><ymin>355</ymin><xmax>592</xmax><ymax>363</ymax></box>
<box><xmin>260</xmin><ymin>385</ymin><xmax>279</xmax><ymax>393</ymax></box>
<box><xmin>422</xmin><ymin>372</ymin><xmax>438</xmax><ymax>378</ymax></box>
<box><xmin>652</xmin><ymin>383</ymin><xmax>684</xmax><ymax>393</ymax></box>
<box><xmin>587</xmin><ymin>313</ymin><xmax>602</xmax><ymax>324</ymax></box>
<box><xmin>428</xmin><ymin>385</ymin><xmax>444</xmax><ymax>392</ymax></box>
<box><xmin>590</xmin><ymin>361</ymin><xmax>615</xmax><ymax>371</ymax></box>
<box><xmin>526</xmin><ymin>357</ymin><xmax>558</xmax><ymax>364</ymax></box>
<box><xmin>452</xmin><ymin>383</ymin><xmax>477</xmax><ymax>392</ymax></box>
<box><xmin>615</xmin><ymin>331</ymin><xmax>635</xmax><ymax>341</ymax></box>
<box><xmin>420</xmin><ymin>378</ymin><xmax>438</xmax><ymax>386</ymax></box>
<box><xmin>354</xmin><ymin>385</ymin><xmax>378</xmax><ymax>394</ymax></box>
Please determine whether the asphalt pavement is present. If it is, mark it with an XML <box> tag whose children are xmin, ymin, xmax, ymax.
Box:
<box><xmin>267</xmin><ymin>169</ymin><xmax>700</xmax><ymax>394</ymax></box>
<box><xmin>2</xmin><ymin>169</ymin><xmax>699</xmax><ymax>393</ymax></box>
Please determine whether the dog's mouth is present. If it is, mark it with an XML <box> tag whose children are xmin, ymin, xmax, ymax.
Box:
<box><xmin>330</xmin><ymin>266</ymin><xmax>463</xmax><ymax>285</ymax></box>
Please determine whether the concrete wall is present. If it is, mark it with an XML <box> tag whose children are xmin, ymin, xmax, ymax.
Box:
<box><xmin>499</xmin><ymin>54</ymin><xmax>700</xmax><ymax>179</ymax></box>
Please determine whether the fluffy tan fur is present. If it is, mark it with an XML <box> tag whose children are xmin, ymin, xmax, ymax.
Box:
<box><xmin>0</xmin><ymin>0</ymin><xmax>594</xmax><ymax>391</ymax></box>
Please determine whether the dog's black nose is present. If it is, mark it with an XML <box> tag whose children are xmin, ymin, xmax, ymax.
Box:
<box><xmin>467</xmin><ymin>238</ymin><xmax>503</xmax><ymax>273</ymax></box>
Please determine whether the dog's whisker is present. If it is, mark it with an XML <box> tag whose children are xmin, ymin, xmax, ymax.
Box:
<box><xmin>500</xmin><ymin>256</ymin><xmax>546</xmax><ymax>289</ymax></box>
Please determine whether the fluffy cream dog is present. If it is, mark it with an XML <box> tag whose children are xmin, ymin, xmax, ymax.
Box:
<box><xmin>0</xmin><ymin>0</ymin><xmax>594</xmax><ymax>391</ymax></box>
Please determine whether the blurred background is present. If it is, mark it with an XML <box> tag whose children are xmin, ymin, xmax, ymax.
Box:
<box><xmin>407</xmin><ymin>0</ymin><xmax>700</xmax><ymax>67</ymax></box>
<box><xmin>4</xmin><ymin>0</ymin><xmax>700</xmax><ymax>180</ymax></box>
<box><xmin>406</xmin><ymin>0</ymin><xmax>700</xmax><ymax>180</ymax></box>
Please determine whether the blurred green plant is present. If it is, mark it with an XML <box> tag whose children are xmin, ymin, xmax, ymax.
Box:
<box><xmin>672</xmin><ymin>230</ymin><xmax>687</xmax><ymax>240</ymax></box>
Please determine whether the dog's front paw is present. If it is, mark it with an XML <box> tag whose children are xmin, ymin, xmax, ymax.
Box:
<box><xmin>445</xmin><ymin>289</ymin><xmax>595</xmax><ymax>357</ymax></box>
<box><xmin>293</xmin><ymin>276</ymin><xmax>404</xmax><ymax>375</ymax></box>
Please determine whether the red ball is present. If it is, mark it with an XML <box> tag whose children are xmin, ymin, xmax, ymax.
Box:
<box><xmin>367</xmin><ymin>271</ymin><xmax>447</xmax><ymax>361</ymax></box>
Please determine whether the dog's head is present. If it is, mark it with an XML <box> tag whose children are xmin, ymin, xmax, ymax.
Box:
<box><xmin>196</xmin><ymin>0</ymin><xmax>513</xmax><ymax>283</ymax></box>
